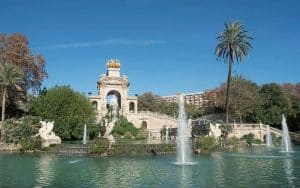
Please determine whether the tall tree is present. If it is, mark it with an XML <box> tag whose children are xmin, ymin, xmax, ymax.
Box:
<box><xmin>258</xmin><ymin>83</ymin><xmax>293</xmax><ymax>128</ymax></box>
<box><xmin>29</xmin><ymin>86</ymin><xmax>96</xmax><ymax>140</ymax></box>
<box><xmin>215</xmin><ymin>20</ymin><xmax>253</xmax><ymax>123</ymax></box>
<box><xmin>0</xmin><ymin>63</ymin><xmax>24</xmax><ymax>121</ymax></box>
<box><xmin>0</xmin><ymin>33</ymin><xmax>47</xmax><ymax>93</ymax></box>
<box><xmin>216</xmin><ymin>75</ymin><xmax>262</xmax><ymax>123</ymax></box>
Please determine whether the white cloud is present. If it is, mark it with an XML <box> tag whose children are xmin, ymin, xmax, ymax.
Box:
<box><xmin>35</xmin><ymin>39</ymin><xmax>166</xmax><ymax>50</ymax></box>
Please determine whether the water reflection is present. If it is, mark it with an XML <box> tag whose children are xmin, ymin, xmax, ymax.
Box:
<box><xmin>104</xmin><ymin>158</ymin><xmax>141</xmax><ymax>187</ymax></box>
<box><xmin>180</xmin><ymin>166</ymin><xmax>192</xmax><ymax>188</ymax></box>
<box><xmin>212</xmin><ymin>153</ymin><xmax>225</xmax><ymax>186</ymax></box>
<box><xmin>0</xmin><ymin>146</ymin><xmax>299</xmax><ymax>187</ymax></box>
<box><xmin>284</xmin><ymin>156</ymin><xmax>294</xmax><ymax>187</ymax></box>
<box><xmin>35</xmin><ymin>155</ymin><xmax>56</xmax><ymax>187</ymax></box>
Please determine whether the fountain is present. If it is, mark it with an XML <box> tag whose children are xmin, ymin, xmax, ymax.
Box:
<box><xmin>266</xmin><ymin>125</ymin><xmax>273</xmax><ymax>147</ymax></box>
<box><xmin>174</xmin><ymin>94</ymin><xmax>194</xmax><ymax>165</ymax></box>
<box><xmin>148</xmin><ymin>131</ymin><xmax>151</xmax><ymax>144</ymax></box>
<box><xmin>281</xmin><ymin>114</ymin><xmax>292</xmax><ymax>152</ymax></box>
<box><xmin>83</xmin><ymin>124</ymin><xmax>87</xmax><ymax>145</ymax></box>
<box><xmin>166</xmin><ymin>127</ymin><xmax>169</xmax><ymax>144</ymax></box>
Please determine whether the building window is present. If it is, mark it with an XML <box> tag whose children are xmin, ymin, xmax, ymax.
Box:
<box><xmin>92</xmin><ymin>101</ymin><xmax>98</xmax><ymax>111</ymax></box>
<box><xmin>129</xmin><ymin>102</ymin><xmax>135</xmax><ymax>113</ymax></box>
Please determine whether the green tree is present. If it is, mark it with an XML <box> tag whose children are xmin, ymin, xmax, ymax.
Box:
<box><xmin>287</xmin><ymin>96</ymin><xmax>300</xmax><ymax>131</ymax></box>
<box><xmin>215</xmin><ymin>20</ymin><xmax>253</xmax><ymax>123</ymax></box>
<box><xmin>257</xmin><ymin>83</ymin><xmax>292</xmax><ymax>128</ymax></box>
<box><xmin>281</xmin><ymin>83</ymin><xmax>300</xmax><ymax>131</ymax></box>
<box><xmin>0</xmin><ymin>63</ymin><xmax>24</xmax><ymax>121</ymax></box>
<box><xmin>29</xmin><ymin>86</ymin><xmax>96</xmax><ymax>140</ymax></box>
<box><xmin>138</xmin><ymin>92</ymin><xmax>202</xmax><ymax>118</ymax></box>
<box><xmin>138</xmin><ymin>92</ymin><xmax>166</xmax><ymax>112</ymax></box>
<box><xmin>216</xmin><ymin>75</ymin><xmax>262</xmax><ymax>122</ymax></box>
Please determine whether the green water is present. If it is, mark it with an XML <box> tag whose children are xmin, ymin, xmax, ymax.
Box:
<box><xmin>0</xmin><ymin>146</ymin><xmax>300</xmax><ymax>187</ymax></box>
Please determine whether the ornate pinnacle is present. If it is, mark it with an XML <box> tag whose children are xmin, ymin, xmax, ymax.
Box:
<box><xmin>106</xmin><ymin>59</ymin><xmax>121</xmax><ymax>68</ymax></box>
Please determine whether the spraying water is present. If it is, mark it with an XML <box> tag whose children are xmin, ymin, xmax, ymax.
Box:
<box><xmin>148</xmin><ymin>131</ymin><xmax>151</xmax><ymax>144</ymax></box>
<box><xmin>281</xmin><ymin>114</ymin><xmax>292</xmax><ymax>152</ymax></box>
<box><xmin>83</xmin><ymin>124</ymin><xmax>87</xmax><ymax>145</ymax></box>
<box><xmin>175</xmin><ymin>94</ymin><xmax>194</xmax><ymax>165</ymax></box>
<box><xmin>266</xmin><ymin>125</ymin><xmax>273</xmax><ymax>147</ymax></box>
<box><xmin>166</xmin><ymin>127</ymin><xmax>169</xmax><ymax>144</ymax></box>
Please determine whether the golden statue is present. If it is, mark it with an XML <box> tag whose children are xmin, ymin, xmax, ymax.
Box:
<box><xmin>106</xmin><ymin>59</ymin><xmax>120</xmax><ymax>68</ymax></box>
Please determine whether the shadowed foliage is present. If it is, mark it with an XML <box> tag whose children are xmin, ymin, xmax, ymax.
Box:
<box><xmin>0</xmin><ymin>63</ymin><xmax>24</xmax><ymax>121</ymax></box>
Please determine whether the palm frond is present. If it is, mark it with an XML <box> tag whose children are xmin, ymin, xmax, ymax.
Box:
<box><xmin>215</xmin><ymin>20</ymin><xmax>253</xmax><ymax>64</ymax></box>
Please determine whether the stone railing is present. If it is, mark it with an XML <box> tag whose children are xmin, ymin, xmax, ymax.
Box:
<box><xmin>136</xmin><ymin>111</ymin><xmax>177</xmax><ymax>121</ymax></box>
<box><xmin>209</xmin><ymin>122</ymin><xmax>284</xmax><ymax>141</ymax></box>
<box><xmin>267</xmin><ymin>126</ymin><xmax>282</xmax><ymax>136</ymax></box>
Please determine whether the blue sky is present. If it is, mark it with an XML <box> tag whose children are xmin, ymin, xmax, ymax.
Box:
<box><xmin>1</xmin><ymin>0</ymin><xmax>300</xmax><ymax>96</ymax></box>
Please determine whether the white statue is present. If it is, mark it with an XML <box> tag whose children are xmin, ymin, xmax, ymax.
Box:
<box><xmin>110</xmin><ymin>95</ymin><xmax>118</xmax><ymax>119</ymax></box>
<box><xmin>39</xmin><ymin>121</ymin><xmax>61</xmax><ymax>147</ymax></box>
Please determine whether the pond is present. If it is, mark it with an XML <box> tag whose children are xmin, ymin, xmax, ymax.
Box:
<box><xmin>0</xmin><ymin>146</ymin><xmax>299</xmax><ymax>187</ymax></box>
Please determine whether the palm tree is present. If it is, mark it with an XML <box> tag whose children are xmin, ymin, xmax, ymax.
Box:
<box><xmin>215</xmin><ymin>20</ymin><xmax>253</xmax><ymax>123</ymax></box>
<box><xmin>0</xmin><ymin>63</ymin><xmax>24</xmax><ymax>121</ymax></box>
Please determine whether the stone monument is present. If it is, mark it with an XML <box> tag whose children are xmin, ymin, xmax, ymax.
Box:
<box><xmin>39</xmin><ymin>121</ymin><xmax>61</xmax><ymax>147</ymax></box>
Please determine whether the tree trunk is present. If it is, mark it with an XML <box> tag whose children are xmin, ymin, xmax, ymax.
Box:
<box><xmin>1</xmin><ymin>87</ymin><xmax>6</xmax><ymax>122</ymax></box>
<box><xmin>225</xmin><ymin>56</ymin><xmax>233</xmax><ymax>124</ymax></box>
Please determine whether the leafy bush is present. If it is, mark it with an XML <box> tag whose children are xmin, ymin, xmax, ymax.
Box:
<box><xmin>112</xmin><ymin>116</ymin><xmax>138</xmax><ymax>137</ymax></box>
<box><xmin>253</xmin><ymin>138</ymin><xmax>262</xmax><ymax>144</ymax></box>
<box><xmin>124</xmin><ymin>131</ymin><xmax>133</xmax><ymax>139</ymax></box>
<box><xmin>272</xmin><ymin>133</ymin><xmax>281</xmax><ymax>145</ymax></box>
<box><xmin>226</xmin><ymin>137</ymin><xmax>240</xmax><ymax>149</ymax></box>
<box><xmin>3</xmin><ymin>116</ymin><xmax>42</xmax><ymax>151</ymax></box>
<box><xmin>29</xmin><ymin>86</ymin><xmax>97</xmax><ymax>140</ymax></box>
<box><xmin>20</xmin><ymin>137</ymin><xmax>42</xmax><ymax>151</ymax></box>
<box><xmin>90</xmin><ymin>138</ymin><xmax>110</xmax><ymax>155</ymax></box>
<box><xmin>87</xmin><ymin>122</ymin><xmax>105</xmax><ymax>140</ymax></box>
<box><xmin>136</xmin><ymin>128</ymin><xmax>147</xmax><ymax>139</ymax></box>
<box><xmin>241</xmin><ymin>133</ymin><xmax>255</xmax><ymax>146</ymax></box>
<box><xmin>195</xmin><ymin>136</ymin><xmax>218</xmax><ymax>153</ymax></box>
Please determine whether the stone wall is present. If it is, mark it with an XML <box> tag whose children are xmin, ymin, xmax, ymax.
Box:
<box><xmin>126</xmin><ymin>111</ymin><xmax>178</xmax><ymax>139</ymax></box>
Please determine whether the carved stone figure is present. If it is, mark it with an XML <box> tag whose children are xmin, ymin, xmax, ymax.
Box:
<box><xmin>39</xmin><ymin>121</ymin><xmax>61</xmax><ymax>147</ymax></box>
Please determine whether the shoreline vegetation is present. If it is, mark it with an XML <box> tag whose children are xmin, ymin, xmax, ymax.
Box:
<box><xmin>0</xmin><ymin>134</ymin><xmax>282</xmax><ymax>157</ymax></box>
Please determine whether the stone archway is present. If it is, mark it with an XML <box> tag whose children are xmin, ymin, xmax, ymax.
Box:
<box><xmin>88</xmin><ymin>59</ymin><xmax>138</xmax><ymax>120</ymax></box>
<box><xmin>106</xmin><ymin>90</ymin><xmax>121</xmax><ymax>109</ymax></box>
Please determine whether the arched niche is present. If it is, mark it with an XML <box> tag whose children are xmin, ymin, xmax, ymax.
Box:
<box><xmin>106</xmin><ymin>90</ymin><xmax>121</xmax><ymax>109</ymax></box>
